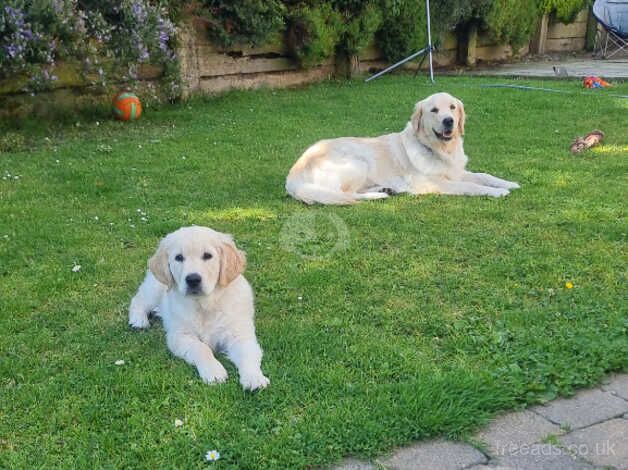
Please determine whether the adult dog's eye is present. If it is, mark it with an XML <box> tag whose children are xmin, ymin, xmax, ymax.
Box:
<box><xmin>174</xmin><ymin>254</ymin><xmax>184</xmax><ymax>262</ymax></box>
<box><xmin>430</xmin><ymin>107</ymin><xmax>438</xmax><ymax>113</ymax></box>
<box><xmin>450</xmin><ymin>104</ymin><xmax>456</xmax><ymax>110</ymax></box>
<box><xmin>202</xmin><ymin>252</ymin><xmax>213</xmax><ymax>260</ymax></box>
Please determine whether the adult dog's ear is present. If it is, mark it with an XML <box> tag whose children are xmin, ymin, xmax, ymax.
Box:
<box><xmin>411</xmin><ymin>100</ymin><xmax>423</xmax><ymax>133</ymax></box>
<box><xmin>218</xmin><ymin>240</ymin><xmax>246</xmax><ymax>287</ymax></box>
<box><xmin>456</xmin><ymin>98</ymin><xmax>465</xmax><ymax>136</ymax></box>
<box><xmin>148</xmin><ymin>240</ymin><xmax>174</xmax><ymax>288</ymax></box>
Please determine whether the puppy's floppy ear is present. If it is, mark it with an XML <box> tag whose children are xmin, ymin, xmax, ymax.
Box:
<box><xmin>456</xmin><ymin>98</ymin><xmax>465</xmax><ymax>136</ymax></box>
<box><xmin>218</xmin><ymin>239</ymin><xmax>246</xmax><ymax>287</ymax></box>
<box><xmin>148</xmin><ymin>239</ymin><xmax>174</xmax><ymax>289</ymax></box>
<box><xmin>411</xmin><ymin>100</ymin><xmax>423</xmax><ymax>132</ymax></box>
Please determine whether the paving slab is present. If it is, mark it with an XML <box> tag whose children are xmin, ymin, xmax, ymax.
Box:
<box><xmin>474</xmin><ymin>410</ymin><xmax>561</xmax><ymax>456</ymax></box>
<box><xmin>459</xmin><ymin>57</ymin><xmax>628</xmax><ymax>79</ymax></box>
<box><xmin>602</xmin><ymin>374</ymin><xmax>628</xmax><ymax>401</ymax></box>
<box><xmin>378</xmin><ymin>440</ymin><xmax>487</xmax><ymax>470</ymax></box>
<box><xmin>531</xmin><ymin>388</ymin><xmax>628</xmax><ymax>430</ymax></box>
<box><xmin>332</xmin><ymin>458</ymin><xmax>376</xmax><ymax>470</ymax></box>
<box><xmin>560</xmin><ymin>418</ymin><xmax>628</xmax><ymax>470</ymax></box>
<box><xmin>466</xmin><ymin>466</ymin><xmax>511</xmax><ymax>470</ymax></box>
<box><xmin>490</xmin><ymin>444</ymin><xmax>595</xmax><ymax>470</ymax></box>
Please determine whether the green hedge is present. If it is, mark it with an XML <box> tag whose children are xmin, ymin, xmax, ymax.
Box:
<box><xmin>196</xmin><ymin>0</ymin><xmax>590</xmax><ymax>67</ymax></box>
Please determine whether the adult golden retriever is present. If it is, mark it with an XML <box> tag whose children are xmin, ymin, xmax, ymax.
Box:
<box><xmin>286</xmin><ymin>92</ymin><xmax>519</xmax><ymax>205</ymax></box>
<box><xmin>129</xmin><ymin>226</ymin><xmax>270</xmax><ymax>391</ymax></box>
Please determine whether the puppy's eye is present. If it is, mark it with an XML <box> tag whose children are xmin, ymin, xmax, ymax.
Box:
<box><xmin>174</xmin><ymin>254</ymin><xmax>184</xmax><ymax>262</ymax></box>
<box><xmin>430</xmin><ymin>107</ymin><xmax>438</xmax><ymax>113</ymax></box>
<box><xmin>450</xmin><ymin>104</ymin><xmax>456</xmax><ymax>110</ymax></box>
<box><xmin>202</xmin><ymin>252</ymin><xmax>213</xmax><ymax>260</ymax></box>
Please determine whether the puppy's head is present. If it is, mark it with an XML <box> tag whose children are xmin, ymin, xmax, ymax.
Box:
<box><xmin>148</xmin><ymin>226</ymin><xmax>246</xmax><ymax>296</ymax></box>
<box><xmin>411</xmin><ymin>92</ymin><xmax>465</xmax><ymax>146</ymax></box>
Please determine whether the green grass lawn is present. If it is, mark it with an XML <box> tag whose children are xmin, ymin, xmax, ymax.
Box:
<box><xmin>1</xmin><ymin>75</ymin><xmax>626</xmax><ymax>469</ymax></box>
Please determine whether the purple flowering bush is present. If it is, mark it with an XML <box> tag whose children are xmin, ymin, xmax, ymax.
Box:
<box><xmin>0</xmin><ymin>0</ymin><xmax>179</xmax><ymax>98</ymax></box>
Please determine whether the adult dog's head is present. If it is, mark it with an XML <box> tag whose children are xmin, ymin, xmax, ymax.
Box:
<box><xmin>148</xmin><ymin>226</ymin><xmax>246</xmax><ymax>296</ymax></box>
<box><xmin>410</xmin><ymin>92</ymin><xmax>465</xmax><ymax>152</ymax></box>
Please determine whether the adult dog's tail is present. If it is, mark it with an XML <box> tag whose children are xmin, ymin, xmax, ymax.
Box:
<box><xmin>285</xmin><ymin>178</ymin><xmax>387</xmax><ymax>205</ymax></box>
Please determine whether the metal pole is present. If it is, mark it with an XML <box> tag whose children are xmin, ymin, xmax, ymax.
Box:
<box><xmin>365</xmin><ymin>47</ymin><xmax>430</xmax><ymax>82</ymax></box>
<box><xmin>365</xmin><ymin>0</ymin><xmax>435</xmax><ymax>83</ymax></box>
<box><xmin>426</xmin><ymin>0</ymin><xmax>434</xmax><ymax>83</ymax></box>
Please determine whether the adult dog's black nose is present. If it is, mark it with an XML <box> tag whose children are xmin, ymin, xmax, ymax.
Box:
<box><xmin>185</xmin><ymin>273</ymin><xmax>202</xmax><ymax>288</ymax></box>
<box><xmin>443</xmin><ymin>117</ymin><xmax>454</xmax><ymax>129</ymax></box>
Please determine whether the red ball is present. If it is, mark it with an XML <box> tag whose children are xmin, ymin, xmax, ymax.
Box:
<box><xmin>112</xmin><ymin>92</ymin><xmax>142</xmax><ymax>121</ymax></box>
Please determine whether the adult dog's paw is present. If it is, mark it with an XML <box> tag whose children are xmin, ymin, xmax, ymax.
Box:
<box><xmin>503</xmin><ymin>180</ymin><xmax>520</xmax><ymax>190</ymax></box>
<box><xmin>198</xmin><ymin>361</ymin><xmax>228</xmax><ymax>385</ymax></box>
<box><xmin>240</xmin><ymin>371</ymin><xmax>270</xmax><ymax>391</ymax></box>
<box><xmin>490</xmin><ymin>188</ymin><xmax>510</xmax><ymax>197</ymax></box>
<box><xmin>128</xmin><ymin>309</ymin><xmax>150</xmax><ymax>329</ymax></box>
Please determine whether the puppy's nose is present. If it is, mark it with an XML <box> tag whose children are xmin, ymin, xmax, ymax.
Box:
<box><xmin>185</xmin><ymin>273</ymin><xmax>202</xmax><ymax>288</ymax></box>
<box><xmin>443</xmin><ymin>117</ymin><xmax>454</xmax><ymax>129</ymax></box>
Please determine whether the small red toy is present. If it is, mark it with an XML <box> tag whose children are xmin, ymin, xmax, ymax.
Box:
<box><xmin>583</xmin><ymin>76</ymin><xmax>611</xmax><ymax>89</ymax></box>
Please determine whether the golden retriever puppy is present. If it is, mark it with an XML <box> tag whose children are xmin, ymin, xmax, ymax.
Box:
<box><xmin>286</xmin><ymin>92</ymin><xmax>519</xmax><ymax>204</ymax></box>
<box><xmin>128</xmin><ymin>226</ymin><xmax>269</xmax><ymax>391</ymax></box>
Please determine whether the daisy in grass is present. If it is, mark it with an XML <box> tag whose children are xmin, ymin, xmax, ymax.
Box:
<box><xmin>205</xmin><ymin>450</ymin><xmax>220</xmax><ymax>462</ymax></box>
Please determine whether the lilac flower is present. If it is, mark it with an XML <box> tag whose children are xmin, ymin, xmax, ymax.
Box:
<box><xmin>158</xmin><ymin>30</ymin><xmax>169</xmax><ymax>52</ymax></box>
<box><xmin>4</xmin><ymin>6</ymin><xmax>25</xmax><ymax>28</ymax></box>
<box><xmin>5</xmin><ymin>44</ymin><xmax>18</xmax><ymax>58</ymax></box>
<box><xmin>131</xmin><ymin>1</ymin><xmax>148</xmax><ymax>23</ymax></box>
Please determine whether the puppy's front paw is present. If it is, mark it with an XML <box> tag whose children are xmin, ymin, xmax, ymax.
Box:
<box><xmin>240</xmin><ymin>371</ymin><xmax>270</xmax><ymax>391</ymax></box>
<box><xmin>490</xmin><ymin>188</ymin><xmax>510</xmax><ymax>197</ymax></box>
<box><xmin>129</xmin><ymin>309</ymin><xmax>150</xmax><ymax>329</ymax></box>
<box><xmin>504</xmin><ymin>180</ymin><xmax>520</xmax><ymax>190</ymax></box>
<box><xmin>198</xmin><ymin>360</ymin><xmax>228</xmax><ymax>385</ymax></box>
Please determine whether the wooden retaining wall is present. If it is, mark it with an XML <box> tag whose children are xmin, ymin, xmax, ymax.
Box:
<box><xmin>178</xmin><ymin>18</ymin><xmax>334</xmax><ymax>98</ymax></box>
<box><xmin>0</xmin><ymin>9</ymin><xmax>593</xmax><ymax>117</ymax></box>
<box><xmin>532</xmin><ymin>9</ymin><xmax>590</xmax><ymax>54</ymax></box>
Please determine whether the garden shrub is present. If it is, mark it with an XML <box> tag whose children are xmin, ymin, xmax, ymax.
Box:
<box><xmin>432</xmin><ymin>0</ymin><xmax>540</xmax><ymax>50</ymax></box>
<box><xmin>286</xmin><ymin>3</ymin><xmax>341</xmax><ymax>68</ymax></box>
<box><xmin>375</xmin><ymin>0</ymin><xmax>427</xmax><ymax>63</ymax></box>
<box><xmin>485</xmin><ymin>0</ymin><xmax>540</xmax><ymax>48</ymax></box>
<box><xmin>0</xmin><ymin>1</ymin><xmax>179</xmax><ymax>98</ymax></box>
<box><xmin>539</xmin><ymin>0</ymin><xmax>591</xmax><ymax>23</ymax></box>
<box><xmin>431</xmin><ymin>0</ymin><xmax>492</xmax><ymax>32</ymax></box>
<box><xmin>333</xmin><ymin>1</ymin><xmax>382</xmax><ymax>57</ymax></box>
<box><xmin>198</xmin><ymin>0</ymin><xmax>285</xmax><ymax>47</ymax></box>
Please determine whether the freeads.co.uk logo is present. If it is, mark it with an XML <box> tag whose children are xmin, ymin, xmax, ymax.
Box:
<box><xmin>279</xmin><ymin>212</ymin><xmax>349</xmax><ymax>260</ymax></box>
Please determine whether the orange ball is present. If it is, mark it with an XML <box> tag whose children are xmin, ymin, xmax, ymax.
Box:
<box><xmin>112</xmin><ymin>92</ymin><xmax>142</xmax><ymax>121</ymax></box>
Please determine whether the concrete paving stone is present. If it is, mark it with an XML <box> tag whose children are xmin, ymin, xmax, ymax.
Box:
<box><xmin>378</xmin><ymin>440</ymin><xmax>487</xmax><ymax>470</ymax></box>
<box><xmin>601</xmin><ymin>374</ymin><xmax>628</xmax><ymax>401</ymax></box>
<box><xmin>474</xmin><ymin>410</ymin><xmax>561</xmax><ymax>456</ymax></box>
<box><xmin>458</xmin><ymin>58</ymin><xmax>628</xmax><ymax>79</ymax></box>
<box><xmin>531</xmin><ymin>388</ymin><xmax>628</xmax><ymax>430</ymax></box>
<box><xmin>331</xmin><ymin>458</ymin><xmax>376</xmax><ymax>470</ymax></box>
<box><xmin>490</xmin><ymin>444</ymin><xmax>595</xmax><ymax>470</ymax></box>
<box><xmin>465</xmin><ymin>466</ymin><xmax>511</xmax><ymax>470</ymax></box>
<box><xmin>559</xmin><ymin>418</ymin><xmax>628</xmax><ymax>470</ymax></box>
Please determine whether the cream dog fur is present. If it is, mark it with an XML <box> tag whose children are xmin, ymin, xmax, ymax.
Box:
<box><xmin>286</xmin><ymin>92</ymin><xmax>519</xmax><ymax>205</ymax></box>
<box><xmin>129</xmin><ymin>226</ymin><xmax>269</xmax><ymax>391</ymax></box>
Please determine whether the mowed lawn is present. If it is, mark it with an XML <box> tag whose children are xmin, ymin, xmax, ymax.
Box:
<box><xmin>1</xmin><ymin>76</ymin><xmax>626</xmax><ymax>468</ymax></box>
